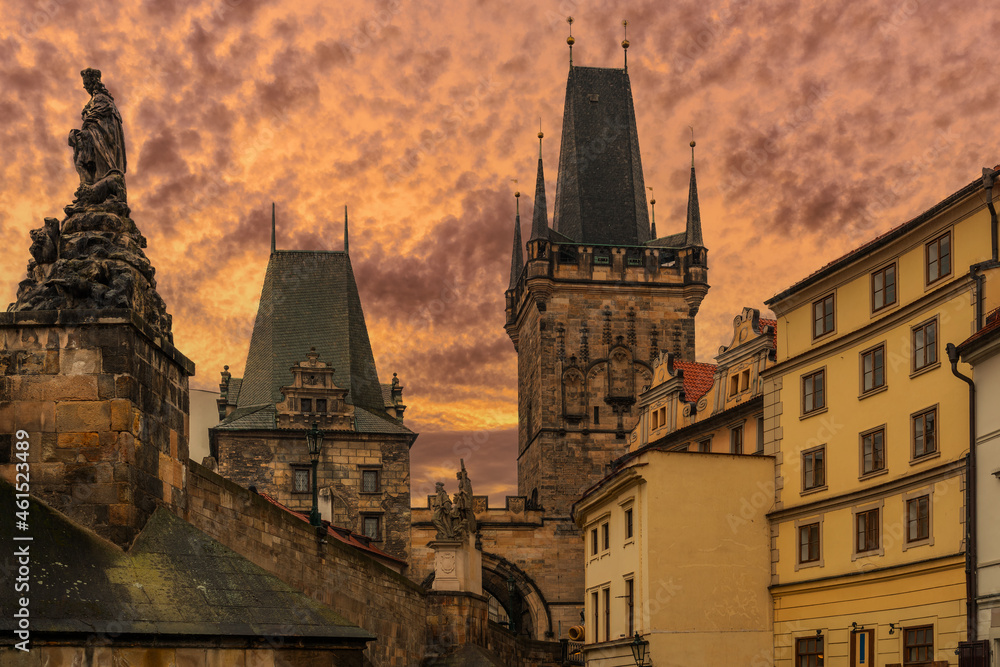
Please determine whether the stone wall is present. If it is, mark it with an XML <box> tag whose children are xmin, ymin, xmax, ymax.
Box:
<box><xmin>184</xmin><ymin>461</ymin><xmax>426</xmax><ymax>667</ymax></box>
<box><xmin>212</xmin><ymin>430</ymin><xmax>412</xmax><ymax>561</ymax></box>
<box><xmin>0</xmin><ymin>645</ymin><xmax>365</xmax><ymax>666</ymax></box>
<box><xmin>0</xmin><ymin>310</ymin><xmax>192</xmax><ymax>549</ymax></box>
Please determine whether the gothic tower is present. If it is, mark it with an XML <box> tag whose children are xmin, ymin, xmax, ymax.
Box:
<box><xmin>505</xmin><ymin>63</ymin><xmax>709</xmax><ymax>518</ymax></box>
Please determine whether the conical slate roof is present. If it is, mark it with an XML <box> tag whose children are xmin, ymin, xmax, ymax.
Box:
<box><xmin>529</xmin><ymin>157</ymin><xmax>549</xmax><ymax>241</ymax></box>
<box><xmin>508</xmin><ymin>210</ymin><xmax>523</xmax><ymax>290</ymax></box>
<box><xmin>552</xmin><ymin>66</ymin><xmax>650</xmax><ymax>246</ymax></box>
<box><xmin>685</xmin><ymin>163</ymin><xmax>703</xmax><ymax>247</ymax></box>
<box><xmin>237</xmin><ymin>250</ymin><xmax>385</xmax><ymax>414</ymax></box>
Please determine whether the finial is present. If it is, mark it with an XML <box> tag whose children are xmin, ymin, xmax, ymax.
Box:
<box><xmin>567</xmin><ymin>17</ymin><xmax>575</xmax><ymax>66</ymax></box>
<box><xmin>689</xmin><ymin>126</ymin><xmax>696</xmax><ymax>167</ymax></box>
<box><xmin>538</xmin><ymin>119</ymin><xmax>544</xmax><ymax>159</ymax></box>
<box><xmin>511</xmin><ymin>178</ymin><xmax>520</xmax><ymax>214</ymax></box>
<box><xmin>271</xmin><ymin>202</ymin><xmax>276</xmax><ymax>253</ymax></box>
<box><xmin>647</xmin><ymin>186</ymin><xmax>656</xmax><ymax>238</ymax></box>
<box><xmin>622</xmin><ymin>19</ymin><xmax>629</xmax><ymax>69</ymax></box>
<box><xmin>343</xmin><ymin>205</ymin><xmax>349</xmax><ymax>254</ymax></box>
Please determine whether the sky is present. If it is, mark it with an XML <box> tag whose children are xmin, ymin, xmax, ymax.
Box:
<box><xmin>3</xmin><ymin>0</ymin><xmax>999</xmax><ymax>504</ymax></box>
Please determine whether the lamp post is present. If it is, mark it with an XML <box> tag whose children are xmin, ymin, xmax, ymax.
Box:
<box><xmin>305</xmin><ymin>422</ymin><xmax>324</xmax><ymax>527</ymax></box>
<box><xmin>630</xmin><ymin>632</ymin><xmax>650</xmax><ymax>667</ymax></box>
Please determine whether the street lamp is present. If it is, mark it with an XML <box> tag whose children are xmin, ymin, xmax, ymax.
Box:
<box><xmin>630</xmin><ymin>632</ymin><xmax>650</xmax><ymax>667</ymax></box>
<box><xmin>305</xmin><ymin>422</ymin><xmax>324</xmax><ymax>527</ymax></box>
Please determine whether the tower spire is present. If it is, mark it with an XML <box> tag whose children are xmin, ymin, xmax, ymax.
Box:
<box><xmin>622</xmin><ymin>19</ymin><xmax>629</xmax><ymax>69</ymax></box>
<box><xmin>647</xmin><ymin>187</ymin><xmax>656</xmax><ymax>239</ymax></box>
<box><xmin>344</xmin><ymin>205</ymin><xmax>349</xmax><ymax>254</ymax></box>
<box><xmin>529</xmin><ymin>131</ymin><xmax>549</xmax><ymax>242</ymax></box>
<box><xmin>508</xmin><ymin>187</ymin><xmax>523</xmax><ymax>290</ymax></box>
<box><xmin>685</xmin><ymin>133</ymin><xmax>703</xmax><ymax>247</ymax></box>
<box><xmin>271</xmin><ymin>202</ymin><xmax>276</xmax><ymax>253</ymax></box>
<box><xmin>567</xmin><ymin>17</ymin><xmax>575</xmax><ymax>67</ymax></box>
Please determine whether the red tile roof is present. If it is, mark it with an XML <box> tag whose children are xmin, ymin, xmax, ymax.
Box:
<box><xmin>759</xmin><ymin>318</ymin><xmax>778</xmax><ymax>349</ymax></box>
<box><xmin>673</xmin><ymin>360</ymin><xmax>716</xmax><ymax>402</ymax></box>
<box><xmin>257</xmin><ymin>492</ymin><xmax>406</xmax><ymax>566</ymax></box>
<box><xmin>957</xmin><ymin>307</ymin><xmax>1000</xmax><ymax>353</ymax></box>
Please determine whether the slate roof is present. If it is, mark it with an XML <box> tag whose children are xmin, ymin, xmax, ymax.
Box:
<box><xmin>685</xmin><ymin>164</ymin><xmax>704</xmax><ymax>246</ymax></box>
<box><xmin>238</xmin><ymin>250</ymin><xmax>385</xmax><ymax>414</ymax></box>
<box><xmin>508</xmin><ymin>211</ymin><xmax>523</xmax><ymax>290</ymax></box>
<box><xmin>647</xmin><ymin>232</ymin><xmax>687</xmax><ymax>248</ymax></box>
<box><xmin>214</xmin><ymin>403</ymin><xmax>412</xmax><ymax>436</ymax></box>
<box><xmin>674</xmin><ymin>360</ymin><xmax>716</xmax><ymax>402</ymax></box>
<box><xmin>552</xmin><ymin>66</ymin><xmax>650</xmax><ymax>246</ymax></box>
<box><xmin>0</xmin><ymin>480</ymin><xmax>371</xmax><ymax>643</ymax></box>
<box><xmin>224</xmin><ymin>377</ymin><xmax>242</xmax><ymax>406</ymax></box>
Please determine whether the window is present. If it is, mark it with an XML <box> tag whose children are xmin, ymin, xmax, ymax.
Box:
<box><xmin>861</xmin><ymin>345</ymin><xmax>885</xmax><ymax>393</ymax></box>
<box><xmin>756</xmin><ymin>416</ymin><xmax>765</xmax><ymax>454</ymax></box>
<box><xmin>293</xmin><ymin>466</ymin><xmax>310</xmax><ymax>493</ymax></box>
<box><xmin>591</xmin><ymin>528</ymin><xmax>599</xmax><ymax>556</ymax></box>
<box><xmin>802</xmin><ymin>369</ymin><xmax>826</xmax><ymax>414</ymax></box>
<box><xmin>650</xmin><ymin>409</ymin><xmax>658</xmax><ymax>429</ymax></box>
<box><xmin>362</xmin><ymin>515</ymin><xmax>381</xmax><ymax>540</ymax></box>
<box><xmin>872</xmin><ymin>263</ymin><xmax>897</xmax><ymax>311</ymax></box>
<box><xmin>315</xmin><ymin>398</ymin><xmax>327</xmax><ymax>413</ymax></box>
<box><xmin>803</xmin><ymin>447</ymin><xmax>825</xmax><ymax>491</ymax></box>
<box><xmin>796</xmin><ymin>636</ymin><xmax>824</xmax><ymax>667</ymax></box>
<box><xmin>625</xmin><ymin>579</ymin><xmax>635</xmax><ymax>637</ymax></box>
<box><xmin>624</xmin><ymin>508</ymin><xmax>633</xmax><ymax>540</ymax></box>
<box><xmin>926</xmin><ymin>231</ymin><xmax>951</xmax><ymax>283</ymax></box>
<box><xmin>698</xmin><ymin>438</ymin><xmax>711</xmax><ymax>453</ymax></box>
<box><xmin>861</xmin><ymin>428</ymin><xmax>885</xmax><ymax>475</ymax></box>
<box><xmin>912</xmin><ymin>319</ymin><xmax>937</xmax><ymax>371</ymax></box>
<box><xmin>741</xmin><ymin>368</ymin><xmax>751</xmax><ymax>392</ymax></box>
<box><xmin>602</xmin><ymin>588</ymin><xmax>610</xmax><ymax>642</ymax></box>
<box><xmin>300</xmin><ymin>398</ymin><xmax>313</xmax><ymax>413</ymax></box>
<box><xmin>591</xmin><ymin>591</ymin><xmax>599</xmax><ymax>642</ymax></box>
<box><xmin>813</xmin><ymin>293</ymin><xmax>835</xmax><ymax>338</ymax></box>
<box><xmin>855</xmin><ymin>508</ymin><xmax>879</xmax><ymax>554</ymax></box>
<box><xmin>904</xmin><ymin>625</ymin><xmax>934</xmax><ymax>664</ymax></box>
<box><xmin>593</xmin><ymin>405</ymin><xmax>600</xmax><ymax>425</ymax></box>
<box><xmin>601</xmin><ymin>522</ymin><xmax>609</xmax><ymax>551</ymax></box>
<box><xmin>913</xmin><ymin>407</ymin><xmax>937</xmax><ymax>459</ymax></box>
<box><xmin>361</xmin><ymin>469</ymin><xmax>380</xmax><ymax>493</ymax></box>
<box><xmin>730</xmin><ymin>425</ymin><xmax>744</xmax><ymax>454</ymax></box>
<box><xmin>729</xmin><ymin>375</ymin><xmax>740</xmax><ymax>397</ymax></box>
<box><xmin>907</xmin><ymin>495</ymin><xmax>930</xmax><ymax>543</ymax></box>
<box><xmin>799</xmin><ymin>522</ymin><xmax>820</xmax><ymax>563</ymax></box>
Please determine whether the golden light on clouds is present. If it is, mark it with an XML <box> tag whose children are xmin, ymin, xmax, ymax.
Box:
<box><xmin>3</xmin><ymin>0</ymin><xmax>998</xmax><ymax>500</ymax></box>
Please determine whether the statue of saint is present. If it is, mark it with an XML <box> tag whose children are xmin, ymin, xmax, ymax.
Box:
<box><xmin>431</xmin><ymin>482</ymin><xmax>456</xmax><ymax>539</ymax></box>
<box><xmin>455</xmin><ymin>459</ymin><xmax>477</xmax><ymax>535</ymax></box>
<box><xmin>68</xmin><ymin>68</ymin><xmax>127</xmax><ymax>207</ymax></box>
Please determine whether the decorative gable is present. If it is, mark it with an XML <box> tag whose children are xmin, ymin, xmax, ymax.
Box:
<box><xmin>275</xmin><ymin>348</ymin><xmax>354</xmax><ymax>430</ymax></box>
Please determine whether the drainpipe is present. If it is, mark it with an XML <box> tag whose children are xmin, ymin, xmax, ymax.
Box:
<box><xmin>972</xmin><ymin>168</ymin><xmax>1000</xmax><ymax>329</ymax></box>
<box><xmin>946</xmin><ymin>343</ymin><xmax>977</xmax><ymax>642</ymax></box>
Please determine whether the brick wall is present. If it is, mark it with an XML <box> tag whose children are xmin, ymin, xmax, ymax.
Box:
<box><xmin>184</xmin><ymin>461</ymin><xmax>426</xmax><ymax>667</ymax></box>
<box><xmin>0</xmin><ymin>311</ymin><xmax>192</xmax><ymax>549</ymax></box>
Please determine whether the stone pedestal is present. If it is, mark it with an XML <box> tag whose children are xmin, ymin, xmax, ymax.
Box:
<box><xmin>0</xmin><ymin>309</ymin><xmax>194</xmax><ymax>549</ymax></box>
<box><xmin>430</xmin><ymin>537</ymin><xmax>482</xmax><ymax>594</ymax></box>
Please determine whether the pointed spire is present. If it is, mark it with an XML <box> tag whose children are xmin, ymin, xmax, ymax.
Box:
<box><xmin>344</xmin><ymin>205</ymin><xmax>349</xmax><ymax>254</ymax></box>
<box><xmin>684</xmin><ymin>135</ymin><xmax>703</xmax><ymax>247</ymax></box>
<box><xmin>530</xmin><ymin>132</ymin><xmax>549</xmax><ymax>242</ymax></box>
<box><xmin>622</xmin><ymin>20</ymin><xmax>629</xmax><ymax>69</ymax></box>
<box><xmin>509</xmin><ymin>190</ymin><xmax>524</xmax><ymax>290</ymax></box>
<box><xmin>566</xmin><ymin>17</ymin><xmax>575</xmax><ymax>67</ymax></box>
<box><xmin>647</xmin><ymin>187</ymin><xmax>656</xmax><ymax>239</ymax></box>
<box><xmin>271</xmin><ymin>202</ymin><xmax>276</xmax><ymax>253</ymax></box>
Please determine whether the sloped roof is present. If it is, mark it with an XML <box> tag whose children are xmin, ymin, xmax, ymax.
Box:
<box><xmin>223</xmin><ymin>377</ymin><xmax>242</xmax><ymax>406</ymax></box>
<box><xmin>238</xmin><ymin>250</ymin><xmax>384</xmax><ymax>414</ymax></box>
<box><xmin>552</xmin><ymin>66</ymin><xmax>650</xmax><ymax>246</ymax></box>
<box><xmin>674</xmin><ymin>360</ymin><xmax>716</xmax><ymax>402</ymax></box>
<box><xmin>767</xmin><ymin>169</ymin><xmax>996</xmax><ymax>305</ymax></box>
<box><xmin>214</xmin><ymin>403</ymin><xmax>412</xmax><ymax>436</ymax></box>
<box><xmin>957</xmin><ymin>307</ymin><xmax>1000</xmax><ymax>354</ymax></box>
<box><xmin>0</xmin><ymin>480</ymin><xmax>371</xmax><ymax>643</ymax></box>
<box><xmin>257</xmin><ymin>492</ymin><xmax>406</xmax><ymax>568</ymax></box>
<box><xmin>759</xmin><ymin>318</ymin><xmax>778</xmax><ymax>349</ymax></box>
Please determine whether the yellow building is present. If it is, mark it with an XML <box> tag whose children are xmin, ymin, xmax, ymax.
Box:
<box><xmin>573</xmin><ymin>309</ymin><xmax>777</xmax><ymax>666</ymax></box>
<box><xmin>762</xmin><ymin>168</ymin><xmax>1000</xmax><ymax>666</ymax></box>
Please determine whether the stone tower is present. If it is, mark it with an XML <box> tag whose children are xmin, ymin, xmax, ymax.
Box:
<box><xmin>505</xmin><ymin>64</ymin><xmax>709</xmax><ymax>518</ymax></box>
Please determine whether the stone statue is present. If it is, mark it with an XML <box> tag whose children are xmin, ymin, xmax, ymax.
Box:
<box><xmin>455</xmin><ymin>459</ymin><xmax>477</xmax><ymax>535</ymax></box>
<box><xmin>432</xmin><ymin>482</ymin><xmax>457</xmax><ymax>539</ymax></box>
<box><xmin>68</xmin><ymin>68</ymin><xmax>128</xmax><ymax>211</ymax></box>
<box><xmin>8</xmin><ymin>68</ymin><xmax>173</xmax><ymax>343</ymax></box>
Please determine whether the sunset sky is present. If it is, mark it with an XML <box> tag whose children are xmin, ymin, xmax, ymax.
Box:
<box><xmin>3</xmin><ymin>0</ymin><xmax>999</xmax><ymax>502</ymax></box>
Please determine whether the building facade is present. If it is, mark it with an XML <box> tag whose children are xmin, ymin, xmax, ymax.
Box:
<box><xmin>762</xmin><ymin>168</ymin><xmax>1000</xmax><ymax>666</ymax></box>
